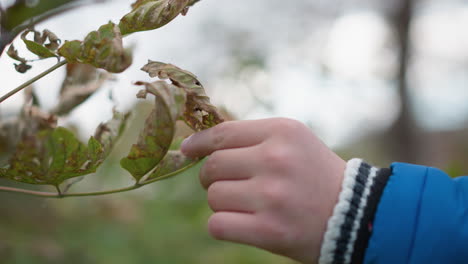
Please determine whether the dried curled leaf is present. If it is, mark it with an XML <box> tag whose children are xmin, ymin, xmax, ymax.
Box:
<box><xmin>6</xmin><ymin>44</ymin><xmax>33</xmax><ymax>73</ymax></box>
<box><xmin>0</xmin><ymin>0</ymin><xmax>79</xmax><ymax>56</ymax></box>
<box><xmin>6</xmin><ymin>44</ymin><xmax>27</xmax><ymax>63</ymax></box>
<box><xmin>52</xmin><ymin>63</ymin><xmax>110</xmax><ymax>116</ymax></box>
<box><xmin>120</xmin><ymin>81</ymin><xmax>186</xmax><ymax>180</ymax></box>
<box><xmin>58</xmin><ymin>22</ymin><xmax>132</xmax><ymax>73</ymax></box>
<box><xmin>0</xmin><ymin>112</ymin><xmax>129</xmax><ymax>187</ymax></box>
<box><xmin>119</xmin><ymin>0</ymin><xmax>191</xmax><ymax>35</ymax></box>
<box><xmin>121</xmin><ymin>61</ymin><xmax>223</xmax><ymax>182</ymax></box>
<box><xmin>21</xmin><ymin>29</ymin><xmax>61</xmax><ymax>59</ymax></box>
<box><xmin>142</xmin><ymin>60</ymin><xmax>224</xmax><ymax>131</ymax></box>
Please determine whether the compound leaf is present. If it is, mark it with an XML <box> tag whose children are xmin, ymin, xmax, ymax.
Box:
<box><xmin>0</xmin><ymin>111</ymin><xmax>128</xmax><ymax>187</ymax></box>
<box><xmin>58</xmin><ymin>22</ymin><xmax>132</xmax><ymax>73</ymax></box>
<box><xmin>121</xmin><ymin>61</ymin><xmax>223</xmax><ymax>183</ymax></box>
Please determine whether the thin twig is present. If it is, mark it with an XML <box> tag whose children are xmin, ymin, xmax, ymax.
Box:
<box><xmin>0</xmin><ymin>159</ymin><xmax>202</xmax><ymax>198</ymax></box>
<box><xmin>0</xmin><ymin>60</ymin><xmax>67</xmax><ymax>104</ymax></box>
<box><xmin>0</xmin><ymin>186</ymin><xmax>59</xmax><ymax>197</ymax></box>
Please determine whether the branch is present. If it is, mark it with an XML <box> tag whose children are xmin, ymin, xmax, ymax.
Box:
<box><xmin>0</xmin><ymin>0</ymin><xmax>109</xmax><ymax>56</ymax></box>
<box><xmin>0</xmin><ymin>159</ymin><xmax>202</xmax><ymax>198</ymax></box>
<box><xmin>0</xmin><ymin>59</ymin><xmax>67</xmax><ymax>104</ymax></box>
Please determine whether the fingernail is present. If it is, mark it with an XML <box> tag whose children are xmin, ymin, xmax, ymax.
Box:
<box><xmin>181</xmin><ymin>135</ymin><xmax>193</xmax><ymax>154</ymax></box>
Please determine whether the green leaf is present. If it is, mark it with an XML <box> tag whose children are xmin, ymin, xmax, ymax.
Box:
<box><xmin>58</xmin><ymin>22</ymin><xmax>132</xmax><ymax>73</ymax></box>
<box><xmin>23</xmin><ymin>40</ymin><xmax>57</xmax><ymax>58</ymax></box>
<box><xmin>0</xmin><ymin>127</ymin><xmax>99</xmax><ymax>186</ymax></box>
<box><xmin>141</xmin><ymin>60</ymin><xmax>224</xmax><ymax>131</ymax></box>
<box><xmin>20</xmin><ymin>29</ymin><xmax>61</xmax><ymax>59</ymax></box>
<box><xmin>0</xmin><ymin>111</ymin><xmax>129</xmax><ymax>186</ymax></box>
<box><xmin>119</xmin><ymin>0</ymin><xmax>191</xmax><ymax>35</ymax></box>
<box><xmin>120</xmin><ymin>81</ymin><xmax>186</xmax><ymax>181</ymax></box>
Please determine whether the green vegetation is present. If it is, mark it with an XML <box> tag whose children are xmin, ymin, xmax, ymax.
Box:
<box><xmin>0</xmin><ymin>0</ymin><xmax>224</xmax><ymax>198</ymax></box>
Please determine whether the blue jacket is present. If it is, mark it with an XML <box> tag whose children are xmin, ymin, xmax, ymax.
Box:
<box><xmin>364</xmin><ymin>163</ymin><xmax>468</xmax><ymax>263</ymax></box>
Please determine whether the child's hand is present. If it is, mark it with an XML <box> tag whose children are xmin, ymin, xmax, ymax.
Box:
<box><xmin>181</xmin><ymin>118</ymin><xmax>346</xmax><ymax>264</ymax></box>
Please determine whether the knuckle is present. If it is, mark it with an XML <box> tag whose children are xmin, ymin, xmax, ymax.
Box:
<box><xmin>204</xmin><ymin>153</ymin><xmax>220</xmax><ymax>176</ymax></box>
<box><xmin>201</xmin><ymin>152</ymin><xmax>222</xmax><ymax>187</ymax></box>
<box><xmin>211</xmin><ymin>122</ymin><xmax>229</xmax><ymax>149</ymax></box>
<box><xmin>272</xmin><ymin>118</ymin><xmax>305</xmax><ymax>135</ymax></box>
<box><xmin>262</xmin><ymin>145</ymin><xmax>293</xmax><ymax>171</ymax></box>
<box><xmin>261</xmin><ymin>180</ymin><xmax>288</xmax><ymax>209</ymax></box>
<box><xmin>206</xmin><ymin>182</ymin><xmax>221</xmax><ymax>210</ymax></box>
<box><xmin>208</xmin><ymin>214</ymin><xmax>225</xmax><ymax>240</ymax></box>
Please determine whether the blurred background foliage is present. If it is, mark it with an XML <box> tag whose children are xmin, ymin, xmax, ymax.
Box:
<box><xmin>0</xmin><ymin>0</ymin><xmax>468</xmax><ymax>263</ymax></box>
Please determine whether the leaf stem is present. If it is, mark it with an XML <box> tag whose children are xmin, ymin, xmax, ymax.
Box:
<box><xmin>0</xmin><ymin>159</ymin><xmax>202</xmax><ymax>198</ymax></box>
<box><xmin>0</xmin><ymin>60</ymin><xmax>67</xmax><ymax>104</ymax></box>
<box><xmin>55</xmin><ymin>185</ymin><xmax>63</xmax><ymax>196</ymax></box>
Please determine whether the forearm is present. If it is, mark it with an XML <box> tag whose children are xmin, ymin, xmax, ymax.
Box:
<box><xmin>320</xmin><ymin>159</ymin><xmax>468</xmax><ymax>264</ymax></box>
<box><xmin>319</xmin><ymin>159</ymin><xmax>391</xmax><ymax>264</ymax></box>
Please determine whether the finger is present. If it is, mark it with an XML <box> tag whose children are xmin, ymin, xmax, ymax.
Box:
<box><xmin>208</xmin><ymin>212</ymin><xmax>280</xmax><ymax>251</ymax></box>
<box><xmin>181</xmin><ymin>120</ymin><xmax>272</xmax><ymax>157</ymax></box>
<box><xmin>207</xmin><ymin>180</ymin><xmax>260</xmax><ymax>213</ymax></box>
<box><xmin>200</xmin><ymin>147</ymin><xmax>259</xmax><ymax>189</ymax></box>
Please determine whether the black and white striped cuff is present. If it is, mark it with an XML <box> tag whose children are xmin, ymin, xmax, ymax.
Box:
<box><xmin>319</xmin><ymin>159</ymin><xmax>392</xmax><ymax>264</ymax></box>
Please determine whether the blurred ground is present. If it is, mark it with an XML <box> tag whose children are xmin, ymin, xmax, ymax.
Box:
<box><xmin>0</xmin><ymin>166</ymin><xmax>294</xmax><ymax>264</ymax></box>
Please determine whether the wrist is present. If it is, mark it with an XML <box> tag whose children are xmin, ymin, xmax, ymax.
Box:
<box><xmin>319</xmin><ymin>159</ymin><xmax>392</xmax><ymax>264</ymax></box>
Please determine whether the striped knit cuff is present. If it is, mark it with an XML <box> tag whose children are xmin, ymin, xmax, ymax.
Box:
<box><xmin>318</xmin><ymin>158</ymin><xmax>392</xmax><ymax>264</ymax></box>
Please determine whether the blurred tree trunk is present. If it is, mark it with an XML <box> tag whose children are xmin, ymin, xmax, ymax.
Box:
<box><xmin>386</xmin><ymin>0</ymin><xmax>420</xmax><ymax>163</ymax></box>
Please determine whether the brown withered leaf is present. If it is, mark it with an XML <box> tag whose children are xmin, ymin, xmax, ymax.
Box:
<box><xmin>34</xmin><ymin>29</ymin><xmax>61</xmax><ymax>51</ymax></box>
<box><xmin>7</xmin><ymin>44</ymin><xmax>27</xmax><ymax>63</ymax></box>
<box><xmin>52</xmin><ymin>63</ymin><xmax>110</xmax><ymax>116</ymax></box>
<box><xmin>141</xmin><ymin>60</ymin><xmax>224</xmax><ymax>131</ymax></box>
<box><xmin>7</xmin><ymin>44</ymin><xmax>33</xmax><ymax>73</ymax></box>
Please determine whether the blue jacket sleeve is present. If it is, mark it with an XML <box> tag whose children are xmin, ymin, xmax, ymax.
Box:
<box><xmin>364</xmin><ymin>163</ymin><xmax>468</xmax><ymax>264</ymax></box>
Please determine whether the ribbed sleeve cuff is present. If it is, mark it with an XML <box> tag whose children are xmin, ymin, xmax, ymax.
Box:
<box><xmin>319</xmin><ymin>158</ymin><xmax>392</xmax><ymax>264</ymax></box>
